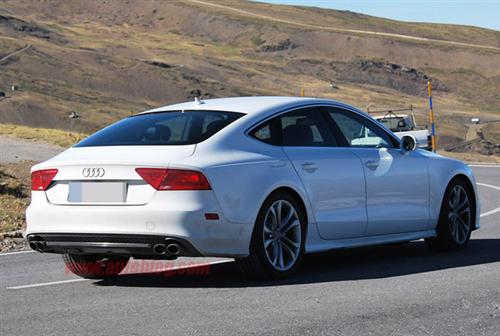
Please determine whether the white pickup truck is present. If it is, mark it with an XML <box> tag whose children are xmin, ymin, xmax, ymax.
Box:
<box><xmin>372</xmin><ymin>112</ymin><xmax>432</xmax><ymax>151</ymax></box>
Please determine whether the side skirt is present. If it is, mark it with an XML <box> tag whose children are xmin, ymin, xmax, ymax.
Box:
<box><xmin>305</xmin><ymin>230</ymin><xmax>437</xmax><ymax>254</ymax></box>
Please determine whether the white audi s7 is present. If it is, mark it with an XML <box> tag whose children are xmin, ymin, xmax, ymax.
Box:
<box><xmin>26</xmin><ymin>97</ymin><xmax>480</xmax><ymax>279</ymax></box>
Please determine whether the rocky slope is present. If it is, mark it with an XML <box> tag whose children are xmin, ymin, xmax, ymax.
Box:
<box><xmin>0</xmin><ymin>0</ymin><xmax>499</xmax><ymax>148</ymax></box>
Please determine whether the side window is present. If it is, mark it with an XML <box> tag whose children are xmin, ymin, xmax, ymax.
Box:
<box><xmin>328</xmin><ymin>109</ymin><xmax>395</xmax><ymax>148</ymax></box>
<box><xmin>279</xmin><ymin>107</ymin><xmax>337</xmax><ymax>147</ymax></box>
<box><xmin>250</xmin><ymin>121</ymin><xmax>276</xmax><ymax>145</ymax></box>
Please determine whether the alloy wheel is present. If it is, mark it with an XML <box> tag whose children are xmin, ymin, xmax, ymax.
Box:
<box><xmin>448</xmin><ymin>185</ymin><xmax>471</xmax><ymax>244</ymax></box>
<box><xmin>262</xmin><ymin>200</ymin><xmax>302</xmax><ymax>271</ymax></box>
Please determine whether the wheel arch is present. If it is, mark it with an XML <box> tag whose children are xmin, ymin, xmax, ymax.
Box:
<box><xmin>254</xmin><ymin>186</ymin><xmax>312</xmax><ymax>248</ymax></box>
<box><xmin>442</xmin><ymin>173</ymin><xmax>478</xmax><ymax>231</ymax></box>
<box><xmin>237</xmin><ymin>185</ymin><xmax>311</xmax><ymax>278</ymax></box>
<box><xmin>266</xmin><ymin>186</ymin><xmax>309</xmax><ymax>229</ymax></box>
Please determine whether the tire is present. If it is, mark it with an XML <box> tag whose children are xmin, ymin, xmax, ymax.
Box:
<box><xmin>425</xmin><ymin>178</ymin><xmax>474</xmax><ymax>251</ymax></box>
<box><xmin>63</xmin><ymin>254</ymin><xmax>129</xmax><ymax>279</ymax></box>
<box><xmin>237</xmin><ymin>191</ymin><xmax>306</xmax><ymax>279</ymax></box>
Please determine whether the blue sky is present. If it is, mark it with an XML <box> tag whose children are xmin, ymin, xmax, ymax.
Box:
<box><xmin>254</xmin><ymin>1</ymin><xmax>500</xmax><ymax>31</ymax></box>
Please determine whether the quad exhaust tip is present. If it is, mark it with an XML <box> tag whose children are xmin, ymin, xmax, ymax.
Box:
<box><xmin>152</xmin><ymin>242</ymin><xmax>181</xmax><ymax>256</ymax></box>
<box><xmin>166</xmin><ymin>243</ymin><xmax>181</xmax><ymax>256</ymax></box>
<box><xmin>29</xmin><ymin>240</ymin><xmax>46</xmax><ymax>252</ymax></box>
<box><xmin>152</xmin><ymin>244</ymin><xmax>167</xmax><ymax>255</ymax></box>
<box><xmin>37</xmin><ymin>241</ymin><xmax>46</xmax><ymax>251</ymax></box>
<box><xmin>28</xmin><ymin>236</ymin><xmax>184</xmax><ymax>256</ymax></box>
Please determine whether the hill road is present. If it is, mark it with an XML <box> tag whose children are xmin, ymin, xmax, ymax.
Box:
<box><xmin>0</xmin><ymin>135</ymin><xmax>63</xmax><ymax>164</ymax></box>
<box><xmin>187</xmin><ymin>0</ymin><xmax>500</xmax><ymax>51</ymax></box>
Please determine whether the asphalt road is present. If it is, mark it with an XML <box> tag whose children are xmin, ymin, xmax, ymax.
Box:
<box><xmin>1</xmin><ymin>166</ymin><xmax>499</xmax><ymax>336</ymax></box>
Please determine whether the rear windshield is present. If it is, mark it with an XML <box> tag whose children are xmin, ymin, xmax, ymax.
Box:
<box><xmin>75</xmin><ymin>110</ymin><xmax>243</xmax><ymax>147</ymax></box>
<box><xmin>377</xmin><ymin>117</ymin><xmax>413</xmax><ymax>132</ymax></box>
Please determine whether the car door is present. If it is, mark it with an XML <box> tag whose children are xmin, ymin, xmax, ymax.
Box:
<box><xmin>276</xmin><ymin>106</ymin><xmax>367</xmax><ymax>240</ymax></box>
<box><xmin>326</xmin><ymin>106</ymin><xmax>430</xmax><ymax>236</ymax></box>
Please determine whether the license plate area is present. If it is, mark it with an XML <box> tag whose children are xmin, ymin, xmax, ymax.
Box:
<box><xmin>68</xmin><ymin>182</ymin><xmax>127</xmax><ymax>203</ymax></box>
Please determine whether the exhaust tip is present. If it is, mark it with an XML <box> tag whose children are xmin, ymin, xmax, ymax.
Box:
<box><xmin>153</xmin><ymin>244</ymin><xmax>167</xmax><ymax>255</ymax></box>
<box><xmin>29</xmin><ymin>240</ymin><xmax>46</xmax><ymax>252</ymax></box>
<box><xmin>36</xmin><ymin>241</ymin><xmax>46</xmax><ymax>252</ymax></box>
<box><xmin>166</xmin><ymin>243</ymin><xmax>181</xmax><ymax>256</ymax></box>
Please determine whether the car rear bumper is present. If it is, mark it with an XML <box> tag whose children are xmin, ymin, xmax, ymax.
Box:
<box><xmin>26</xmin><ymin>233</ymin><xmax>202</xmax><ymax>258</ymax></box>
<box><xmin>25</xmin><ymin>191</ymin><xmax>253</xmax><ymax>258</ymax></box>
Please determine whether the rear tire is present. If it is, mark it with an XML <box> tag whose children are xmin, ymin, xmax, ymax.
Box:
<box><xmin>425</xmin><ymin>178</ymin><xmax>474</xmax><ymax>251</ymax></box>
<box><xmin>63</xmin><ymin>254</ymin><xmax>129</xmax><ymax>279</ymax></box>
<box><xmin>237</xmin><ymin>191</ymin><xmax>306</xmax><ymax>279</ymax></box>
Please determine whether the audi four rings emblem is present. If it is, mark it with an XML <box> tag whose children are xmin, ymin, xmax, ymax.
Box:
<box><xmin>82</xmin><ymin>168</ymin><xmax>105</xmax><ymax>178</ymax></box>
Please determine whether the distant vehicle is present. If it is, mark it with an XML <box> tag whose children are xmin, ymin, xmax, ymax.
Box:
<box><xmin>26</xmin><ymin>97</ymin><xmax>479</xmax><ymax>279</ymax></box>
<box><xmin>372</xmin><ymin>110</ymin><xmax>432</xmax><ymax>150</ymax></box>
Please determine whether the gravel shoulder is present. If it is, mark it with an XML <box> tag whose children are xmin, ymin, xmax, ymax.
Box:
<box><xmin>0</xmin><ymin>135</ymin><xmax>64</xmax><ymax>164</ymax></box>
<box><xmin>0</xmin><ymin>135</ymin><xmax>64</xmax><ymax>251</ymax></box>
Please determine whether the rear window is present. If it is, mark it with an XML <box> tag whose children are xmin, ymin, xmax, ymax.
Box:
<box><xmin>75</xmin><ymin>110</ymin><xmax>243</xmax><ymax>147</ymax></box>
<box><xmin>377</xmin><ymin>116</ymin><xmax>413</xmax><ymax>132</ymax></box>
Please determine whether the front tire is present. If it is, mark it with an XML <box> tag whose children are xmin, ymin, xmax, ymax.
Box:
<box><xmin>237</xmin><ymin>191</ymin><xmax>306</xmax><ymax>279</ymax></box>
<box><xmin>425</xmin><ymin>178</ymin><xmax>474</xmax><ymax>251</ymax></box>
<box><xmin>63</xmin><ymin>254</ymin><xmax>129</xmax><ymax>279</ymax></box>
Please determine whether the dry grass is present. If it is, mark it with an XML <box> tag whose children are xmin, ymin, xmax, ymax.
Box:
<box><xmin>192</xmin><ymin>0</ymin><xmax>500</xmax><ymax>47</ymax></box>
<box><xmin>0</xmin><ymin>194</ymin><xmax>28</xmax><ymax>233</ymax></box>
<box><xmin>0</xmin><ymin>163</ymin><xmax>32</xmax><ymax>233</ymax></box>
<box><xmin>482</xmin><ymin>123</ymin><xmax>500</xmax><ymax>144</ymax></box>
<box><xmin>0</xmin><ymin>0</ymin><xmax>498</xmax><ymax>155</ymax></box>
<box><xmin>439</xmin><ymin>151</ymin><xmax>500</xmax><ymax>164</ymax></box>
<box><xmin>0</xmin><ymin>124</ymin><xmax>86</xmax><ymax>147</ymax></box>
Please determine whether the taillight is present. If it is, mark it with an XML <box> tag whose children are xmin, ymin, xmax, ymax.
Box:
<box><xmin>135</xmin><ymin>168</ymin><xmax>211</xmax><ymax>191</ymax></box>
<box><xmin>31</xmin><ymin>169</ymin><xmax>58</xmax><ymax>191</ymax></box>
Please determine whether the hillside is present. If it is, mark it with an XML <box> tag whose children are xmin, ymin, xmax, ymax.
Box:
<box><xmin>0</xmin><ymin>0</ymin><xmax>499</xmax><ymax>149</ymax></box>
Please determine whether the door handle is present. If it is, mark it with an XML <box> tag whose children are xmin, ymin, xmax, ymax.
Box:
<box><xmin>365</xmin><ymin>160</ymin><xmax>379</xmax><ymax>168</ymax></box>
<box><xmin>301</xmin><ymin>162</ymin><xmax>318</xmax><ymax>172</ymax></box>
<box><xmin>270</xmin><ymin>160</ymin><xmax>286</xmax><ymax>168</ymax></box>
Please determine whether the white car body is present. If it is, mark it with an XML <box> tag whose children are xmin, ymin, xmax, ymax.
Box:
<box><xmin>26</xmin><ymin>97</ymin><xmax>480</xmax><ymax>260</ymax></box>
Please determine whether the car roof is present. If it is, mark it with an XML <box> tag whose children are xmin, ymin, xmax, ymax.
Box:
<box><xmin>141</xmin><ymin>96</ymin><xmax>356</xmax><ymax>116</ymax></box>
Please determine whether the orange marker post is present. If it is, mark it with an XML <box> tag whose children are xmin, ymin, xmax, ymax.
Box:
<box><xmin>428</xmin><ymin>81</ymin><xmax>437</xmax><ymax>152</ymax></box>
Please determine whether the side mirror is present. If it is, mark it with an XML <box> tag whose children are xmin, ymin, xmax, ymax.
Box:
<box><xmin>401</xmin><ymin>135</ymin><xmax>417</xmax><ymax>151</ymax></box>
